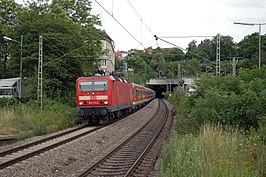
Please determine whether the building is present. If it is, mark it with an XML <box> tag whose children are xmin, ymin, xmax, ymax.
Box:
<box><xmin>99</xmin><ymin>33</ymin><xmax>115</xmax><ymax>75</ymax></box>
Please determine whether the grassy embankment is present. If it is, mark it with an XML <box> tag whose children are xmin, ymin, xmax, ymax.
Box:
<box><xmin>0</xmin><ymin>99</ymin><xmax>76</xmax><ymax>140</ymax></box>
<box><xmin>159</xmin><ymin>123</ymin><xmax>265</xmax><ymax>176</ymax></box>
<box><xmin>159</xmin><ymin>67</ymin><xmax>266</xmax><ymax>176</ymax></box>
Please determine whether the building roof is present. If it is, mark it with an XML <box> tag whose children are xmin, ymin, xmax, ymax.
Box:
<box><xmin>0</xmin><ymin>78</ymin><xmax>20</xmax><ymax>88</ymax></box>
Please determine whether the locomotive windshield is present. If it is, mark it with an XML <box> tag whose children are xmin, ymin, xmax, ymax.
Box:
<box><xmin>79</xmin><ymin>80</ymin><xmax>107</xmax><ymax>91</ymax></box>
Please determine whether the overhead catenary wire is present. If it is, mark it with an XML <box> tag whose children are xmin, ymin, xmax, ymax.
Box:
<box><xmin>126</xmin><ymin>0</ymin><xmax>154</xmax><ymax>36</ymax></box>
<box><xmin>94</xmin><ymin>0</ymin><xmax>145</xmax><ymax>48</ymax></box>
<box><xmin>126</xmin><ymin>0</ymin><xmax>158</xmax><ymax>47</ymax></box>
<box><xmin>43</xmin><ymin>45</ymin><xmax>87</xmax><ymax>67</ymax></box>
<box><xmin>154</xmin><ymin>35</ymin><xmax>207</xmax><ymax>60</ymax></box>
<box><xmin>43</xmin><ymin>37</ymin><xmax>66</xmax><ymax>55</ymax></box>
<box><xmin>160</xmin><ymin>35</ymin><xmax>214</xmax><ymax>38</ymax></box>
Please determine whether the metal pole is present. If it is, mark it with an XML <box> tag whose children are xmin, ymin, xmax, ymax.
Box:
<box><xmin>19</xmin><ymin>35</ymin><xmax>23</xmax><ymax>103</ymax></box>
<box><xmin>232</xmin><ymin>58</ymin><xmax>236</xmax><ymax>77</ymax></box>
<box><xmin>178</xmin><ymin>63</ymin><xmax>181</xmax><ymax>79</ymax></box>
<box><xmin>216</xmin><ymin>33</ymin><xmax>221</xmax><ymax>76</ymax></box>
<box><xmin>259</xmin><ymin>24</ymin><xmax>261</xmax><ymax>68</ymax></box>
<box><xmin>234</xmin><ymin>22</ymin><xmax>266</xmax><ymax>68</ymax></box>
<box><xmin>38</xmin><ymin>36</ymin><xmax>43</xmax><ymax>110</ymax></box>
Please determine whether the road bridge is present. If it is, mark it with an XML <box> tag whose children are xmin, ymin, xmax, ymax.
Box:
<box><xmin>146</xmin><ymin>78</ymin><xmax>196</xmax><ymax>98</ymax></box>
<box><xmin>146</xmin><ymin>78</ymin><xmax>181</xmax><ymax>98</ymax></box>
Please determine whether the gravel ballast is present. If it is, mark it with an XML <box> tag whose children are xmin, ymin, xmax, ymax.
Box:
<box><xmin>0</xmin><ymin>100</ymin><xmax>158</xmax><ymax>177</ymax></box>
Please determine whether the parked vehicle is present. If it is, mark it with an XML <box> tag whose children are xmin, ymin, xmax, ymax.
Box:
<box><xmin>0</xmin><ymin>78</ymin><xmax>23</xmax><ymax>99</ymax></box>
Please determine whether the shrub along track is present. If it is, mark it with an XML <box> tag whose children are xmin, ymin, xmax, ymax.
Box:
<box><xmin>0</xmin><ymin>124</ymin><xmax>103</xmax><ymax>170</ymax></box>
<box><xmin>77</xmin><ymin>99</ymin><xmax>171</xmax><ymax>177</ymax></box>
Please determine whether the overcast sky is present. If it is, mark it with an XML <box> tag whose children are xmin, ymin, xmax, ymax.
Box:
<box><xmin>15</xmin><ymin>0</ymin><xmax>266</xmax><ymax>51</ymax></box>
<box><xmin>91</xmin><ymin>0</ymin><xmax>266</xmax><ymax>51</ymax></box>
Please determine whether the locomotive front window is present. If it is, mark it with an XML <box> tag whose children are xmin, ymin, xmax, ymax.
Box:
<box><xmin>94</xmin><ymin>81</ymin><xmax>107</xmax><ymax>91</ymax></box>
<box><xmin>79</xmin><ymin>80</ymin><xmax>107</xmax><ymax>91</ymax></box>
<box><xmin>79</xmin><ymin>81</ymin><xmax>93</xmax><ymax>91</ymax></box>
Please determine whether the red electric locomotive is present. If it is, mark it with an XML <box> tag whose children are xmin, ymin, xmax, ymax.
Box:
<box><xmin>76</xmin><ymin>75</ymin><xmax>155</xmax><ymax>124</ymax></box>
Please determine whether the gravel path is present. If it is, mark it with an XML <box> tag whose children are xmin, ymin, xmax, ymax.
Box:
<box><xmin>0</xmin><ymin>100</ymin><xmax>158</xmax><ymax>177</ymax></box>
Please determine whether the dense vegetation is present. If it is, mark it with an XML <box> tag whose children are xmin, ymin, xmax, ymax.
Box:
<box><xmin>159</xmin><ymin>124</ymin><xmax>265</xmax><ymax>176</ymax></box>
<box><xmin>0</xmin><ymin>99</ymin><xmax>76</xmax><ymax>140</ymax></box>
<box><xmin>167</xmin><ymin>66</ymin><xmax>266</xmax><ymax>136</ymax></box>
<box><xmin>0</xmin><ymin>0</ymin><xmax>102</xmax><ymax>137</ymax></box>
<box><xmin>123</xmin><ymin>33</ymin><xmax>266</xmax><ymax>84</ymax></box>
<box><xmin>160</xmin><ymin>67</ymin><xmax>266</xmax><ymax>176</ymax></box>
<box><xmin>0</xmin><ymin>0</ymin><xmax>102</xmax><ymax>102</ymax></box>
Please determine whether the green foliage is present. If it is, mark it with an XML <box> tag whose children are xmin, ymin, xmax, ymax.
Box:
<box><xmin>127</xmin><ymin>55</ymin><xmax>148</xmax><ymax>74</ymax></box>
<box><xmin>179</xmin><ymin>67</ymin><xmax>266</xmax><ymax>134</ymax></box>
<box><xmin>185</xmin><ymin>40</ymin><xmax>198</xmax><ymax>60</ymax></box>
<box><xmin>0</xmin><ymin>0</ymin><xmax>22</xmax><ymax>26</ymax></box>
<box><xmin>160</xmin><ymin>134</ymin><xmax>205</xmax><ymax>177</ymax></box>
<box><xmin>0</xmin><ymin>99</ymin><xmax>76</xmax><ymax>139</ymax></box>
<box><xmin>179</xmin><ymin>58</ymin><xmax>201</xmax><ymax>77</ymax></box>
<box><xmin>0</xmin><ymin>98</ymin><xmax>16</xmax><ymax>107</ymax></box>
<box><xmin>185</xmin><ymin>35</ymin><xmax>237</xmax><ymax>62</ymax></box>
<box><xmin>238</xmin><ymin>33</ymin><xmax>260</xmax><ymax>60</ymax></box>
<box><xmin>159</xmin><ymin>48</ymin><xmax>184</xmax><ymax>62</ymax></box>
<box><xmin>0</xmin><ymin>0</ymin><xmax>102</xmax><ymax>102</ymax></box>
<box><xmin>115</xmin><ymin>57</ymin><xmax>124</xmax><ymax>71</ymax></box>
<box><xmin>159</xmin><ymin>124</ymin><xmax>265</xmax><ymax>177</ymax></box>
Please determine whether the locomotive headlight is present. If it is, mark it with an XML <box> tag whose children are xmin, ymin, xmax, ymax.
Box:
<box><xmin>79</xmin><ymin>101</ymin><xmax>83</xmax><ymax>105</ymax></box>
<box><xmin>104</xmin><ymin>101</ymin><xmax>108</xmax><ymax>105</ymax></box>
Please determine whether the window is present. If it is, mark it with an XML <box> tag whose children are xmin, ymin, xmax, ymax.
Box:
<box><xmin>94</xmin><ymin>81</ymin><xmax>107</xmax><ymax>90</ymax></box>
<box><xmin>0</xmin><ymin>89</ymin><xmax>12</xmax><ymax>95</ymax></box>
<box><xmin>101</xmin><ymin>59</ymin><xmax>107</xmax><ymax>66</ymax></box>
<box><xmin>79</xmin><ymin>80</ymin><xmax>107</xmax><ymax>92</ymax></box>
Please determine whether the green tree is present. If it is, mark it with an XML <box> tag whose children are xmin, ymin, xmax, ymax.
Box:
<box><xmin>0</xmin><ymin>0</ymin><xmax>22</xmax><ymax>27</ymax></box>
<box><xmin>185</xmin><ymin>40</ymin><xmax>198</xmax><ymax>60</ymax></box>
<box><xmin>2</xmin><ymin>0</ymin><xmax>103</xmax><ymax>101</ymax></box>
<box><xmin>181</xmin><ymin>66</ymin><xmax>266</xmax><ymax>132</ymax></box>
<box><xmin>162</xmin><ymin>48</ymin><xmax>184</xmax><ymax>61</ymax></box>
<box><xmin>0</xmin><ymin>0</ymin><xmax>23</xmax><ymax>78</ymax></box>
<box><xmin>237</xmin><ymin>33</ymin><xmax>266</xmax><ymax>67</ymax></box>
<box><xmin>127</xmin><ymin>55</ymin><xmax>148</xmax><ymax>74</ymax></box>
<box><xmin>52</xmin><ymin>0</ymin><xmax>101</xmax><ymax>27</ymax></box>
<box><xmin>198</xmin><ymin>39</ymin><xmax>212</xmax><ymax>60</ymax></box>
<box><xmin>238</xmin><ymin>33</ymin><xmax>259</xmax><ymax>60</ymax></box>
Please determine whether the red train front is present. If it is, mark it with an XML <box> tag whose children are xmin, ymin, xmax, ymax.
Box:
<box><xmin>76</xmin><ymin>75</ymin><xmax>132</xmax><ymax>124</ymax></box>
<box><xmin>76</xmin><ymin>75</ymin><xmax>155</xmax><ymax>124</ymax></box>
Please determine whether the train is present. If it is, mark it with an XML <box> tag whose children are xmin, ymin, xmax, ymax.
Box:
<box><xmin>76</xmin><ymin>74</ymin><xmax>156</xmax><ymax>124</ymax></box>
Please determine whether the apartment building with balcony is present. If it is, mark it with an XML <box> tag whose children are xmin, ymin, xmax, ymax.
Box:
<box><xmin>99</xmin><ymin>33</ymin><xmax>115</xmax><ymax>75</ymax></box>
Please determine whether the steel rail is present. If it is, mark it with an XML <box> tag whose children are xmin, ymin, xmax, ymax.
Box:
<box><xmin>0</xmin><ymin>124</ymin><xmax>87</xmax><ymax>157</ymax></box>
<box><xmin>78</xmin><ymin>99</ymin><xmax>168</xmax><ymax>177</ymax></box>
<box><xmin>0</xmin><ymin>125</ymin><xmax>105</xmax><ymax>170</ymax></box>
<box><xmin>124</xmin><ymin>100</ymin><xmax>168</xmax><ymax>176</ymax></box>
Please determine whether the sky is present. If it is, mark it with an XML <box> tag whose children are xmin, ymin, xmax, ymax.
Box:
<box><xmin>91</xmin><ymin>0</ymin><xmax>266</xmax><ymax>51</ymax></box>
<box><xmin>15</xmin><ymin>0</ymin><xmax>266</xmax><ymax>51</ymax></box>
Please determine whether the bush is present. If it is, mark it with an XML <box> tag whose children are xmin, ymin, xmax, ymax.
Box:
<box><xmin>0</xmin><ymin>98</ymin><xmax>16</xmax><ymax>107</ymax></box>
<box><xmin>159</xmin><ymin>124</ymin><xmax>265</xmax><ymax>177</ymax></box>
<box><xmin>178</xmin><ymin>67</ymin><xmax>266</xmax><ymax>134</ymax></box>
<box><xmin>0</xmin><ymin>99</ymin><xmax>76</xmax><ymax>140</ymax></box>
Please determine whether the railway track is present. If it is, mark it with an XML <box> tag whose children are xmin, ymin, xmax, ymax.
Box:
<box><xmin>78</xmin><ymin>99</ymin><xmax>169</xmax><ymax>177</ymax></box>
<box><xmin>0</xmin><ymin>124</ymin><xmax>104</xmax><ymax>170</ymax></box>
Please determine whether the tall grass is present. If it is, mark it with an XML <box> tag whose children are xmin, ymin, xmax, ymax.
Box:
<box><xmin>0</xmin><ymin>99</ymin><xmax>76</xmax><ymax>140</ymax></box>
<box><xmin>159</xmin><ymin>124</ymin><xmax>265</xmax><ymax>177</ymax></box>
